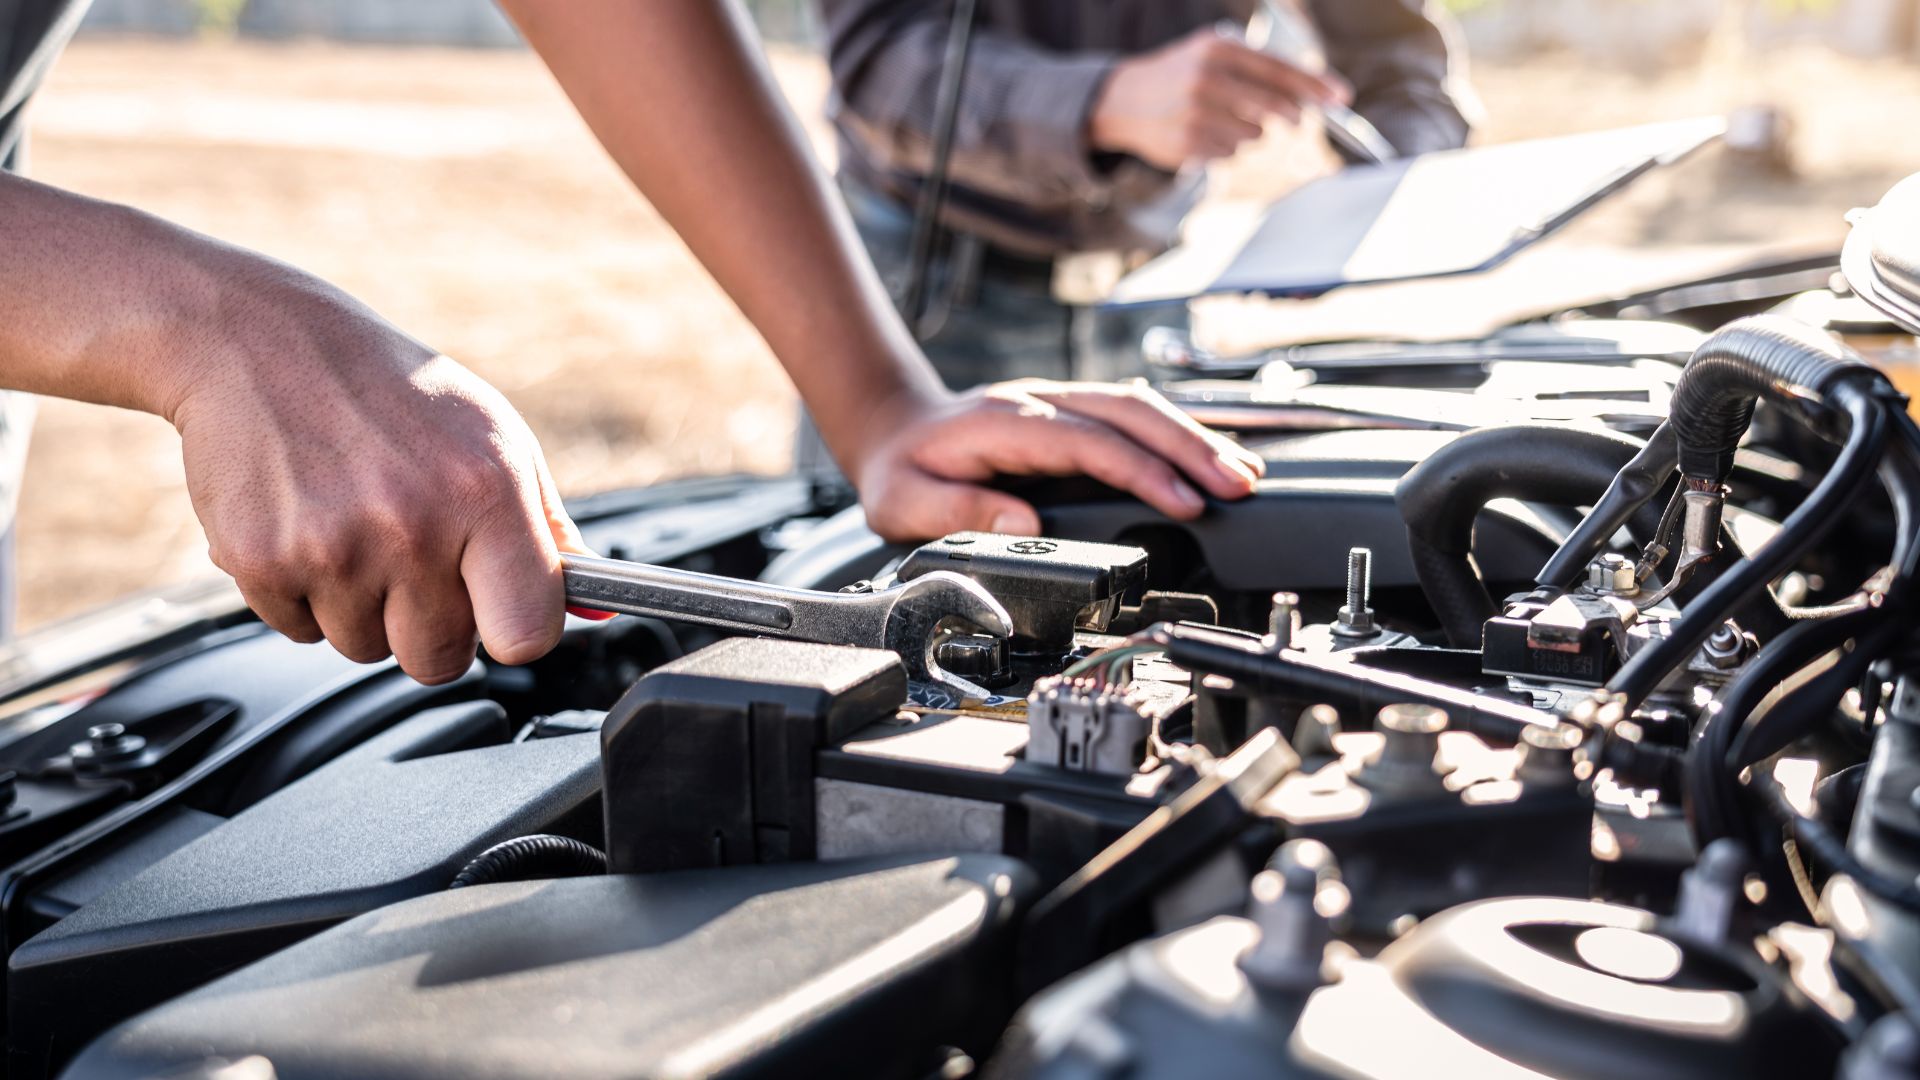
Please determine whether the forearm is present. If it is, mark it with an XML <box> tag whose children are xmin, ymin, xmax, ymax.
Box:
<box><xmin>0</xmin><ymin>173</ymin><xmax>217</xmax><ymax>417</ymax></box>
<box><xmin>0</xmin><ymin>173</ymin><xmax>378</xmax><ymax>426</ymax></box>
<box><xmin>500</xmin><ymin>0</ymin><xmax>942</xmax><ymax>471</ymax></box>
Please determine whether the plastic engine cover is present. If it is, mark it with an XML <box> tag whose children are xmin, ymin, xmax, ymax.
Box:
<box><xmin>10</xmin><ymin>702</ymin><xmax>602</xmax><ymax>1077</ymax></box>
<box><xmin>66</xmin><ymin>854</ymin><xmax>1035</xmax><ymax>1080</ymax></box>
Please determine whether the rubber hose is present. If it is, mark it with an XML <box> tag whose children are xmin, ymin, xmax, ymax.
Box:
<box><xmin>1405</xmin><ymin>535</ymin><xmax>1503</xmax><ymax>650</ymax></box>
<box><xmin>448</xmin><ymin>834</ymin><xmax>607</xmax><ymax>889</ymax></box>
<box><xmin>1668</xmin><ymin>315</ymin><xmax>1876</xmax><ymax>483</ymax></box>
<box><xmin>1758</xmin><ymin>774</ymin><xmax>1920</xmax><ymax>916</ymax></box>
<box><xmin>1394</xmin><ymin>424</ymin><xmax>1661</xmax><ymax>647</ymax></box>
<box><xmin>1535</xmin><ymin>422</ymin><xmax>1678</xmax><ymax>589</ymax></box>
<box><xmin>1684</xmin><ymin>603</ymin><xmax>1884</xmax><ymax>848</ymax></box>
<box><xmin>1731</xmin><ymin>618</ymin><xmax>1896</xmax><ymax>769</ymax></box>
<box><xmin>1612</xmin><ymin>382</ymin><xmax>1889</xmax><ymax>707</ymax></box>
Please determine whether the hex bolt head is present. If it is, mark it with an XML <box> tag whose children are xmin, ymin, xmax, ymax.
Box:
<box><xmin>1332</xmin><ymin>548</ymin><xmax>1377</xmax><ymax>638</ymax></box>
<box><xmin>934</xmin><ymin>633</ymin><xmax>1010</xmax><ymax>686</ymax></box>
<box><xmin>85</xmin><ymin>723</ymin><xmax>145</xmax><ymax>760</ymax></box>
<box><xmin>71</xmin><ymin>722</ymin><xmax>147</xmax><ymax>773</ymax></box>
<box><xmin>1587</xmin><ymin>553</ymin><xmax>1638</xmax><ymax>596</ymax></box>
<box><xmin>1701</xmin><ymin>622</ymin><xmax>1748</xmax><ymax>671</ymax></box>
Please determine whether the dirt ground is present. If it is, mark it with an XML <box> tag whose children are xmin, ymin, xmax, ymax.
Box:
<box><xmin>13</xmin><ymin>35</ymin><xmax>1920</xmax><ymax>629</ymax></box>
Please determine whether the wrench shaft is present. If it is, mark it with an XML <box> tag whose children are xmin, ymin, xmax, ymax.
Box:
<box><xmin>562</xmin><ymin>554</ymin><xmax>873</xmax><ymax>641</ymax></box>
<box><xmin>566</xmin><ymin>570</ymin><xmax>792</xmax><ymax>631</ymax></box>
<box><xmin>560</xmin><ymin>553</ymin><xmax>1013</xmax><ymax>696</ymax></box>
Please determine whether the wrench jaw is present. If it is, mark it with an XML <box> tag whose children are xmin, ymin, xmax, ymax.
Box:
<box><xmin>883</xmin><ymin>571</ymin><xmax>1013</xmax><ymax>700</ymax></box>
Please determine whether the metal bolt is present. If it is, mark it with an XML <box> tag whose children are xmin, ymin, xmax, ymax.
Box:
<box><xmin>934</xmin><ymin>633</ymin><xmax>1012</xmax><ymax>688</ymax></box>
<box><xmin>72</xmin><ymin>722</ymin><xmax>147</xmax><ymax>775</ymax></box>
<box><xmin>86</xmin><ymin>723</ymin><xmax>145</xmax><ymax>760</ymax></box>
<box><xmin>1359</xmin><ymin>704</ymin><xmax>1449</xmax><ymax>793</ymax></box>
<box><xmin>1587</xmin><ymin>553</ymin><xmax>1638</xmax><ymax>596</ymax></box>
<box><xmin>1515</xmin><ymin>722</ymin><xmax>1583</xmax><ymax>787</ymax></box>
<box><xmin>1239</xmin><ymin>839</ymin><xmax>1344</xmax><ymax>993</ymax></box>
<box><xmin>1333</xmin><ymin>548</ymin><xmax>1377</xmax><ymax>637</ymax></box>
<box><xmin>1265</xmin><ymin>591</ymin><xmax>1299</xmax><ymax>652</ymax></box>
<box><xmin>1378</xmin><ymin>702</ymin><xmax>1446</xmax><ymax>735</ymax></box>
<box><xmin>1701</xmin><ymin>622</ymin><xmax>1747</xmax><ymax>671</ymax></box>
<box><xmin>1291</xmin><ymin>703</ymin><xmax>1340</xmax><ymax>759</ymax></box>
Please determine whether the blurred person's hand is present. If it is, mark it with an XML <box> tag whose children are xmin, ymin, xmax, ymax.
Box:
<box><xmin>1088</xmin><ymin>25</ymin><xmax>1350</xmax><ymax>171</ymax></box>
<box><xmin>850</xmin><ymin>379</ymin><xmax>1265</xmax><ymax>541</ymax></box>
<box><xmin>165</xmin><ymin>267</ymin><xmax>587</xmax><ymax>685</ymax></box>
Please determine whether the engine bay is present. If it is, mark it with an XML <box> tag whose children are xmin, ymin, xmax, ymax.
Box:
<box><xmin>2</xmin><ymin>187</ymin><xmax>1920</xmax><ymax>1078</ymax></box>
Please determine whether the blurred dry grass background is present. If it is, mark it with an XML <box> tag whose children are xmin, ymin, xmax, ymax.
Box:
<box><xmin>16</xmin><ymin>35</ymin><xmax>1920</xmax><ymax>628</ymax></box>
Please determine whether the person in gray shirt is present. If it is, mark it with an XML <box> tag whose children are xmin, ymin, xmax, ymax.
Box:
<box><xmin>820</xmin><ymin>0</ymin><xmax>1476</xmax><ymax>388</ymax></box>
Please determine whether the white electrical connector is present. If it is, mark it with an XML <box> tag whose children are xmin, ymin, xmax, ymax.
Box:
<box><xmin>1026</xmin><ymin>676</ymin><xmax>1152</xmax><ymax>776</ymax></box>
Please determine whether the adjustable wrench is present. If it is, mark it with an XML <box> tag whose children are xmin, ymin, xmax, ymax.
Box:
<box><xmin>561</xmin><ymin>553</ymin><xmax>1013</xmax><ymax>697</ymax></box>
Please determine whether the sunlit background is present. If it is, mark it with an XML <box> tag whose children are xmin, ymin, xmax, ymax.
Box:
<box><xmin>16</xmin><ymin>0</ymin><xmax>1920</xmax><ymax>627</ymax></box>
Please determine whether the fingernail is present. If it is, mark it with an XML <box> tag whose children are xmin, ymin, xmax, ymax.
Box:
<box><xmin>1217</xmin><ymin>455</ymin><xmax>1258</xmax><ymax>488</ymax></box>
<box><xmin>1171</xmin><ymin>477</ymin><xmax>1205</xmax><ymax>513</ymax></box>
<box><xmin>990</xmin><ymin>511</ymin><xmax>1037</xmax><ymax>536</ymax></box>
<box><xmin>566</xmin><ymin>605</ymin><xmax>618</xmax><ymax>622</ymax></box>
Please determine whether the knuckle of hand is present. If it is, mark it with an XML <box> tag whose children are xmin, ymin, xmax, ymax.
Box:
<box><xmin>444</xmin><ymin>449</ymin><xmax>519</xmax><ymax>509</ymax></box>
<box><xmin>297</xmin><ymin>534</ymin><xmax>359</xmax><ymax>583</ymax></box>
<box><xmin>363</xmin><ymin>499</ymin><xmax>440</xmax><ymax>564</ymax></box>
<box><xmin>209</xmin><ymin>537</ymin><xmax>280</xmax><ymax>584</ymax></box>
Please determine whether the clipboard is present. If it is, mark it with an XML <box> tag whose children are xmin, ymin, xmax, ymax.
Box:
<box><xmin>1106</xmin><ymin>117</ymin><xmax>1727</xmax><ymax>308</ymax></box>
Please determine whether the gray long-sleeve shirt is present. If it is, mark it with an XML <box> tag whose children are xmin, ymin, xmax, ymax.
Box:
<box><xmin>1</xmin><ymin>0</ymin><xmax>87</xmax><ymax>171</ymax></box>
<box><xmin>821</xmin><ymin>0</ymin><xmax>1473</xmax><ymax>257</ymax></box>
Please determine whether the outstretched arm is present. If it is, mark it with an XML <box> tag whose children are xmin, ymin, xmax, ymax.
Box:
<box><xmin>0</xmin><ymin>172</ymin><xmax>583</xmax><ymax>683</ymax></box>
<box><xmin>498</xmin><ymin>0</ymin><xmax>1265</xmax><ymax>540</ymax></box>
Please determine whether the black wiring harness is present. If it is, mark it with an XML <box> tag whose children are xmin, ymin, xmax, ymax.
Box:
<box><xmin>1531</xmin><ymin>317</ymin><xmax>1920</xmax><ymax>929</ymax></box>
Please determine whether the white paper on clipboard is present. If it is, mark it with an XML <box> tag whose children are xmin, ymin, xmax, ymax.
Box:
<box><xmin>1105</xmin><ymin>117</ymin><xmax>1727</xmax><ymax>308</ymax></box>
